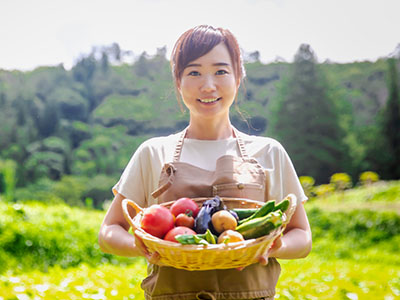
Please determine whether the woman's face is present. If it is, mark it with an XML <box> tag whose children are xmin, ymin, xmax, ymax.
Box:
<box><xmin>178</xmin><ymin>43</ymin><xmax>239</xmax><ymax>121</ymax></box>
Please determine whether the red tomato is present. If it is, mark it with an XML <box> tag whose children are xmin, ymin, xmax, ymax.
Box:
<box><xmin>170</xmin><ymin>198</ymin><xmax>200</xmax><ymax>218</ymax></box>
<box><xmin>141</xmin><ymin>205</ymin><xmax>175</xmax><ymax>239</ymax></box>
<box><xmin>164</xmin><ymin>226</ymin><xmax>197</xmax><ymax>243</ymax></box>
<box><xmin>175</xmin><ymin>213</ymin><xmax>195</xmax><ymax>229</ymax></box>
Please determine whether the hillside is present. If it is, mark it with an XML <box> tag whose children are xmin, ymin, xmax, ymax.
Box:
<box><xmin>0</xmin><ymin>48</ymin><xmax>399</xmax><ymax>206</ymax></box>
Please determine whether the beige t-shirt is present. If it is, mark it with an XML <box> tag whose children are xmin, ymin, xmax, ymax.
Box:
<box><xmin>113</xmin><ymin>131</ymin><xmax>307</xmax><ymax>207</ymax></box>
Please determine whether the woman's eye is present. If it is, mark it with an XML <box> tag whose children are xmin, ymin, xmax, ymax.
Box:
<box><xmin>188</xmin><ymin>71</ymin><xmax>200</xmax><ymax>76</ymax></box>
<box><xmin>216</xmin><ymin>70</ymin><xmax>228</xmax><ymax>75</ymax></box>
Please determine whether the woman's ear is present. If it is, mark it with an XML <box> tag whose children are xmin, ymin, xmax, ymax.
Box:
<box><xmin>176</xmin><ymin>79</ymin><xmax>182</xmax><ymax>94</ymax></box>
<box><xmin>236</xmin><ymin>78</ymin><xmax>241</xmax><ymax>91</ymax></box>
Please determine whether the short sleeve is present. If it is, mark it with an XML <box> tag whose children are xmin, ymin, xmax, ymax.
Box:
<box><xmin>112</xmin><ymin>143</ymin><xmax>148</xmax><ymax>207</ymax></box>
<box><xmin>266</xmin><ymin>142</ymin><xmax>308</xmax><ymax>205</ymax></box>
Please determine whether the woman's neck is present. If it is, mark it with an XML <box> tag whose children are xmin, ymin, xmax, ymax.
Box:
<box><xmin>186</xmin><ymin>118</ymin><xmax>234</xmax><ymax>140</ymax></box>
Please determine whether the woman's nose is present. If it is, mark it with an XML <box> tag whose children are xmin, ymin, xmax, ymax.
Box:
<box><xmin>200</xmin><ymin>75</ymin><xmax>216</xmax><ymax>92</ymax></box>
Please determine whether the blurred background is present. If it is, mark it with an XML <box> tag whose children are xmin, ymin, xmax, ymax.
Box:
<box><xmin>0</xmin><ymin>0</ymin><xmax>399</xmax><ymax>299</ymax></box>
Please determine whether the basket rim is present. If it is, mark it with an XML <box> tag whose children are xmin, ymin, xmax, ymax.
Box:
<box><xmin>131</xmin><ymin>195</ymin><xmax>296</xmax><ymax>251</ymax></box>
<box><xmin>134</xmin><ymin>225</ymin><xmax>284</xmax><ymax>250</ymax></box>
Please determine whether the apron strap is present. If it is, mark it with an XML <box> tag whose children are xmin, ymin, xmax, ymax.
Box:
<box><xmin>152</xmin><ymin>128</ymin><xmax>186</xmax><ymax>199</ymax></box>
<box><xmin>151</xmin><ymin>163</ymin><xmax>176</xmax><ymax>199</ymax></box>
<box><xmin>233</xmin><ymin>127</ymin><xmax>249</xmax><ymax>159</ymax></box>
<box><xmin>173</xmin><ymin>128</ymin><xmax>187</xmax><ymax>162</ymax></box>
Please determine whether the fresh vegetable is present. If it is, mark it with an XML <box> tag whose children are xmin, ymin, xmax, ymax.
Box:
<box><xmin>238</xmin><ymin>200</ymin><xmax>276</xmax><ymax>225</ymax></box>
<box><xmin>273</xmin><ymin>198</ymin><xmax>290</xmax><ymax>213</ymax></box>
<box><xmin>228</xmin><ymin>210</ymin><xmax>239</xmax><ymax>222</ymax></box>
<box><xmin>211</xmin><ymin>210</ymin><xmax>237</xmax><ymax>234</ymax></box>
<box><xmin>194</xmin><ymin>196</ymin><xmax>225</xmax><ymax>234</ymax></box>
<box><xmin>170</xmin><ymin>197</ymin><xmax>200</xmax><ymax>218</ymax></box>
<box><xmin>175</xmin><ymin>229</ymin><xmax>217</xmax><ymax>245</ymax></box>
<box><xmin>203</xmin><ymin>229</ymin><xmax>217</xmax><ymax>244</ymax></box>
<box><xmin>175</xmin><ymin>212</ymin><xmax>195</xmax><ymax>228</ymax></box>
<box><xmin>164</xmin><ymin>226</ymin><xmax>197</xmax><ymax>243</ymax></box>
<box><xmin>175</xmin><ymin>234</ymin><xmax>209</xmax><ymax>245</ymax></box>
<box><xmin>235</xmin><ymin>211</ymin><xmax>283</xmax><ymax>240</ymax></box>
<box><xmin>217</xmin><ymin>230</ymin><xmax>245</xmax><ymax>244</ymax></box>
<box><xmin>231</xmin><ymin>208</ymin><xmax>258</xmax><ymax>220</ymax></box>
<box><xmin>141</xmin><ymin>205</ymin><xmax>175</xmax><ymax>239</ymax></box>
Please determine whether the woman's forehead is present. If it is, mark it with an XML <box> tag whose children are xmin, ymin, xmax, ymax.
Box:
<box><xmin>185</xmin><ymin>43</ymin><xmax>233</xmax><ymax>67</ymax></box>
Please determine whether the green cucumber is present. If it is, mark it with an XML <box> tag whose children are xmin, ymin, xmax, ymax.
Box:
<box><xmin>232</xmin><ymin>208</ymin><xmax>258</xmax><ymax>220</ymax></box>
<box><xmin>238</xmin><ymin>200</ymin><xmax>276</xmax><ymax>225</ymax></box>
<box><xmin>235</xmin><ymin>211</ymin><xmax>283</xmax><ymax>240</ymax></box>
<box><xmin>273</xmin><ymin>198</ymin><xmax>290</xmax><ymax>213</ymax></box>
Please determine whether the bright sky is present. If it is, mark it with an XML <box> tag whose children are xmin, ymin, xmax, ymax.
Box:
<box><xmin>1</xmin><ymin>0</ymin><xmax>399</xmax><ymax>71</ymax></box>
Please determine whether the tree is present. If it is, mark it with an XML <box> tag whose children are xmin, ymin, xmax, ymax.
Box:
<box><xmin>48</xmin><ymin>87</ymin><xmax>89</xmax><ymax>121</ymax></box>
<box><xmin>101</xmin><ymin>51</ymin><xmax>109</xmax><ymax>73</ymax></box>
<box><xmin>35</xmin><ymin>100</ymin><xmax>59</xmax><ymax>138</ymax></box>
<box><xmin>268</xmin><ymin>44</ymin><xmax>348</xmax><ymax>183</ymax></box>
<box><xmin>72</xmin><ymin>55</ymin><xmax>96</xmax><ymax>110</ymax></box>
<box><xmin>381</xmin><ymin>58</ymin><xmax>400</xmax><ymax>178</ymax></box>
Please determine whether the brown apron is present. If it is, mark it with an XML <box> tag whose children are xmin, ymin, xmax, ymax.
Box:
<box><xmin>143</xmin><ymin>128</ymin><xmax>281</xmax><ymax>300</ymax></box>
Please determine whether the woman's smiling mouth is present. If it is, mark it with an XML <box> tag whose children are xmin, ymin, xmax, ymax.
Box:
<box><xmin>197</xmin><ymin>97</ymin><xmax>222</xmax><ymax>103</ymax></box>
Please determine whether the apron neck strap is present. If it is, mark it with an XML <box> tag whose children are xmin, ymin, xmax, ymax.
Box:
<box><xmin>233</xmin><ymin>127</ymin><xmax>249</xmax><ymax>159</ymax></box>
<box><xmin>172</xmin><ymin>126</ymin><xmax>249</xmax><ymax>162</ymax></box>
<box><xmin>173</xmin><ymin>127</ymin><xmax>187</xmax><ymax>162</ymax></box>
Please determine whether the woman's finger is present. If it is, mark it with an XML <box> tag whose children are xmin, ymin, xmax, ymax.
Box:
<box><xmin>258</xmin><ymin>236</ymin><xmax>283</xmax><ymax>265</ymax></box>
<box><xmin>258</xmin><ymin>255</ymin><xmax>269</xmax><ymax>265</ymax></box>
<box><xmin>148</xmin><ymin>252</ymin><xmax>162</xmax><ymax>265</ymax></box>
<box><xmin>134</xmin><ymin>233</ymin><xmax>164</xmax><ymax>265</ymax></box>
<box><xmin>267</xmin><ymin>236</ymin><xmax>283</xmax><ymax>257</ymax></box>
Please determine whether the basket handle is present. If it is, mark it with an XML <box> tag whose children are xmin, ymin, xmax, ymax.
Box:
<box><xmin>282</xmin><ymin>193</ymin><xmax>297</xmax><ymax>226</ymax></box>
<box><xmin>122</xmin><ymin>199</ymin><xmax>143</xmax><ymax>229</ymax></box>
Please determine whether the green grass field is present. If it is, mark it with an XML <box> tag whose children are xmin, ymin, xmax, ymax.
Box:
<box><xmin>0</xmin><ymin>181</ymin><xmax>399</xmax><ymax>299</ymax></box>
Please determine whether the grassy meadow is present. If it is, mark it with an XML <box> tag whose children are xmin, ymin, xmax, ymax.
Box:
<box><xmin>0</xmin><ymin>181</ymin><xmax>399</xmax><ymax>300</ymax></box>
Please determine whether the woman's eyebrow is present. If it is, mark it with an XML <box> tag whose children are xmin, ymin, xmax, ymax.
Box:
<box><xmin>186</xmin><ymin>62</ymin><xmax>230</xmax><ymax>68</ymax></box>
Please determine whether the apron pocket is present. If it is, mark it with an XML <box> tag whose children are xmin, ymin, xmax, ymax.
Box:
<box><xmin>212</xmin><ymin>182</ymin><xmax>264</xmax><ymax>200</ymax></box>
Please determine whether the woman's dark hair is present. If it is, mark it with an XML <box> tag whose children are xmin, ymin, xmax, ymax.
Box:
<box><xmin>170</xmin><ymin>25</ymin><xmax>245</xmax><ymax>89</ymax></box>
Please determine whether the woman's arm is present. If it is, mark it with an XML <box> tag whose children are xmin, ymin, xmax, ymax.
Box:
<box><xmin>260</xmin><ymin>202</ymin><xmax>312</xmax><ymax>264</ymax></box>
<box><xmin>98</xmin><ymin>193</ymin><xmax>145</xmax><ymax>257</ymax></box>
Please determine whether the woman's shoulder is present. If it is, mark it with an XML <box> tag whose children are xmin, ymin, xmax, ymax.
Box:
<box><xmin>137</xmin><ymin>131</ymin><xmax>182</xmax><ymax>154</ymax></box>
<box><xmin>239</xmin><ymin>131</ymin><xmax>285</xmax><ymax>153</ymax></box>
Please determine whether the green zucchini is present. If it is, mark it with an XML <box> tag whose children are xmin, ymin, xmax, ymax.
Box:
<box><xmin>273</xmin><ymin>198</ymin><xmax>290</xmax><ymax>213</ymax></box>
<box><xmin>235</xmin><ymin>211</ymin><xmax>283</xmax><ymax>240</ymax></box>
<box><xmin>231</xmin><ymin>208</ymin><xmax>258</xmax><ymax>220</ymax></box>
<box><xmin>238</xmin><ymin>200</ymin><xmax>276</xmax><ymax>225</ymax></box>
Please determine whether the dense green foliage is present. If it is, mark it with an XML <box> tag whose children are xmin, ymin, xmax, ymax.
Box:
<box><xmin>0</xmin><ymin>181</ymin><xmax>399</xmax><ymax>299</ymax></box>
<box><xmin>1</xmin><ymin>43</ymin><xmax>400</xmax><ymax>206</ymax></box>
<box><xmin>379</xmin><ymin>58</ymin><xmax>400</xmax><ymax>179</ymax></box>
<box><xmin>269</xmin><ymin>44</ymin><xmax>348</xmax><ymax>183</ymax></box>
<box><xmin>0</xmin><ymin>201</ymin><xmax>135</xmax><ymax>274</ymax></box>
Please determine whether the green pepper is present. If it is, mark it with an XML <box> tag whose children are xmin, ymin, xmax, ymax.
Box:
<box><xmin>175</xmin><ymin>229</ymin><xmax>217</xmax><ymax>245</ymax></box>
<box><xmin>175</xmin><ymin>234</ymin><xmax>209</xmax><ymax>245</ymax></box>
<box><xmin>204</xmin><ymin>229</ymin><xmax>217</xmax><ymax>244</ymax></box>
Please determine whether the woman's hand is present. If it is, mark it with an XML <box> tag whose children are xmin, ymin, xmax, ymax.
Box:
<box><xmin>134</xmin><ymin>232</ymin><xmax>163</xmax><ymax>265</ymax></box>
<box><xmin>259</xmin><ymin>202</ymin><xmax>312</xmax><ymax>265</ymax></box>
<box><xmin>236</xmin><ymin>236</ymin><xmax>282</xmax><ymax>271</ymax></box>
<box><xmin>258</xmin><ymin>236</ymin><xmax>283</xmax><ymax>265</ymax></box>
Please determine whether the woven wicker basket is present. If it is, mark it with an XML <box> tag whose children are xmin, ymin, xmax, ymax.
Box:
<box><xmin>122</xmin><ymin>195</ymin><xmax>297</xmax><ymax>271</ymax></box>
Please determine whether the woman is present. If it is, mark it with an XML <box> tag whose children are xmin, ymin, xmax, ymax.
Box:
<box><xmin>99</xmin><ymin>25</ymin><xmax>312</xmax><ymax>300</ymax></box>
